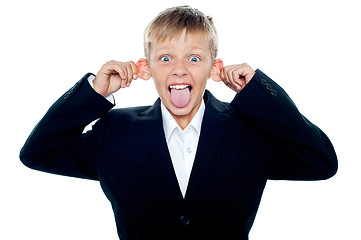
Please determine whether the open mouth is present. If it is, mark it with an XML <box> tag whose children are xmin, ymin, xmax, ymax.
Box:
<box><xmin>168</xmin><ymin>84</ymin><xmax>192</xmax><ymax>108</ymax></box>
<box><xmin>168</xmin><ymin>85</ymin><xmax>192</xmax><ymax>92</ymax></box>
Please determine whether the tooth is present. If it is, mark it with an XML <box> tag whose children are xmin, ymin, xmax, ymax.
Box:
<box><xmin>170</xmin><ymin>85</ymin><xmax>189</xmax><ymax>90</ymax></box>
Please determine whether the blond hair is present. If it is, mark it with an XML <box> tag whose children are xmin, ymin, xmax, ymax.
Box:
<box><xmin>144</xmin><ymin>6</ymin><xmax>218</xmax><ymax>60</ymax></box>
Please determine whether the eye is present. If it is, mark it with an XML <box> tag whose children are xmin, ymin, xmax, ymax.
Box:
<box><xmin>160</xmin><ymin>56</ymin><xmax>171</xmax><ymax>62</ymax></box>
<box><xmin>189</xmin><ymin>56</ymin><xmax>200</xmax><ymax>62</ymax></box>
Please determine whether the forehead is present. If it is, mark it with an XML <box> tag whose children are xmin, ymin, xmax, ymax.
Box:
<box><xmin>150</xmin><ymin>30</ymin><xmax>210</xmax><ymax>53</ymax></box>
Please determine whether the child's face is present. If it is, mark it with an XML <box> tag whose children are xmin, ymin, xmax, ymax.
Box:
<box><xmin>147</xmin><ymin>30</ymin><xmax>215</xmax><ymax>120</ymax></box>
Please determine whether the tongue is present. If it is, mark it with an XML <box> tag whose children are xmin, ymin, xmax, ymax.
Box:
<box><xmin>170</xmin><ymin>88</ymin><xmax>191</xmax><ymax>108</ymax></box>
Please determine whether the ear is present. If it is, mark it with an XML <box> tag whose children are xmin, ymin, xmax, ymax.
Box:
<box><xmin>210</xmin><ymin>58</ymin><xmax>223</xmax><ymax>82</ymax></box>
<box><xmin>136</xmin><ymin>58</ymin><xmax>152</xmax><ymax>80</ymax></box>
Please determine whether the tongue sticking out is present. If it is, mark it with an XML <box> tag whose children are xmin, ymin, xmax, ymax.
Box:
<box><xmin>170</xmin><ymin>88</ymin><xmax>191</xmax><ymax>108</ymax></box>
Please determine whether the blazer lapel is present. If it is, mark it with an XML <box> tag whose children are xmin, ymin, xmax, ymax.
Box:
<box><xmin>185</xmin><ymin>90</ymin><xmax>231</xmax><ymax>202</ymax></box>
<box><xmin>134</xmin><ymin>99</ymin><xmax>183</xmax><ymax>200</ymax></box>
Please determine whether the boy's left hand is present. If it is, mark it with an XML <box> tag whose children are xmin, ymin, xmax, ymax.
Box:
<box><xmin>220</xmin><ymin>63</ymin><xmax>255</xmax><ymax>93</ymax></box>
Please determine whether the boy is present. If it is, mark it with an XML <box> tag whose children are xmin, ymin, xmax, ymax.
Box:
<box><xmin>20</xmin><ymin>5</ymin><xmax>338</xmax><ymax>240</ymax></box>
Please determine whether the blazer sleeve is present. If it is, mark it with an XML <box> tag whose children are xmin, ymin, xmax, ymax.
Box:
<box><xmin>19</xmin><ymin>73</ymin><xmax>114</xmax><ymax>180</ymax></box>
<box><xmin>230</xmin><ymin>69</ymin><xmax>338</xmax><ymax>180</ymax></box>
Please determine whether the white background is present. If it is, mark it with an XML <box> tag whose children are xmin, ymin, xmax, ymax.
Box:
<box><xmin>1</xmin><ymin>0</ymin><xmax>360</xmax><ymax>239</ymax></box>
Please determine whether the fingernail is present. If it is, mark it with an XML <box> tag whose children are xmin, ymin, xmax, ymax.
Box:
<box><xmin>133</xmin><ymin>75</ymin><xmax>137</xmax><ymax>80</ymax></box>
<box><xmin>127</xmin><ymin>83</ymin><xmax>131</xmax><ymax>87</ymax></box>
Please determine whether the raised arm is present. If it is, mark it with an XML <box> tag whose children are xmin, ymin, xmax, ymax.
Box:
<box><xmin>19</xmin><ymin>73</ymin><xmax>114</xmax><ymax>180</ymax></box>
<box><xmin>217</xmin><ymin>64</ymin><xmax>337</xmax><ymax>180</ymax></box>
<box><xmin>19</xmin><ymin>60</ymin><xmax>146</xmax><ymax>180</ymax></box>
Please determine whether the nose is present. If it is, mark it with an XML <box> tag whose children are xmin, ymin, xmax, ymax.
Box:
<box><xmin>172</xmin><ymin>60</ymin><xmax>188</xmax><ymax>77</ymax></box>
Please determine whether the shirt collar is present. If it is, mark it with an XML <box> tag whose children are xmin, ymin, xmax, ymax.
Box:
<box><xmin>161</xmin><ymin>100</ymin><xmax>205</xmax><ymax>143</ymax></box>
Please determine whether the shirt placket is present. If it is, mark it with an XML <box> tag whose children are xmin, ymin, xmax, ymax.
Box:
<box><xmin>183</xmin><ymin>128</ymin><xmax>194</xmax><ymax>182</ymax></box>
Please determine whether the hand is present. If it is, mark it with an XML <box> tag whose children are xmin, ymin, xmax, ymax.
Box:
<box><xmin>220</xmin><ymin>63</ymin><xmax>255</xmax><ymax>93</ymax></box>
<box><xmin>93</xmin><ymin>60</ymin><xmax>139</xmax><ymax>97</ymax></box>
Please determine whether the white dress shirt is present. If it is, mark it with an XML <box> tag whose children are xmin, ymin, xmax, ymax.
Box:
<box><xmin>88</xmin><ymin>75</ymin><xmax>205</xmax><ymax>197</ymax></box>
<box><xmin>161</xmin><ymin>101</ymin><xmax>205</xmax><ymax>197</ymax></box>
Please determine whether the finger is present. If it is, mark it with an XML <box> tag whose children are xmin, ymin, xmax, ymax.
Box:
<box><xmin>108</xmin><ymin>74</ymin><xmax>123</xmax><ymax>93</ymax></box>
<box><xmin>221</xmin><ymin>73</ymin><xmax>237</xmax><ymax>92</ymax></box>
<box><xmin>243</xmin><ymin>64</ymin><xmax>255</xmax><ymax>84</ymax></box>
<box><xmin>127</xmin><ymin>61</ymin><xmax>139</xmax><ymax>87</ymax></box>
<box><xmin>226</xmin><ymin>67</ymin><xmax>242</xmax><ymax>91</ymax></box>
<box><xmin>129</xmin><ymin>61</ymin><xmax>139</xmax><ymax>79</ymax></box>
<box><xmin>221</xmin><ymin>67</ymin><xmax>231</xmax><ymax>86</ymax></box>
<box><xmin>124</xmin><ymin>62</ymin><xmax>134</xmax><ymax>87</ymax></box>
<box><xmin>104</xmin><ymin>61</ymin><xmax>125</xmax><ymax>79</ymax></box>
<box><xmin>114</xmin><ymin>64</ymin><xmax>127</xmax><ymax>80</ymax></box>
<box><xmin>112</xmin><ymin>64</ymin><xmax>128</xmax><ymax>89</ymax></box>
<box><xmin>237</xmin><ymin>63</ymin><xmax>255</xmax><ymax>84</ymax></box>
<box><xmin>221</xmin><ymin>65</ymin><xmax>240</xmax><ymax>92</ymax></box>
<box><xmin>108</xmin><ymin>62</ymin><xmax>128</xmax><ymax>89</ymax></box>
<box><xmin>227</xmin><ymin>82</ymin><xmax>239</xmax><ymax>92</ymax></box>
<box><xmin>114</xmin><ymin>63</ymin><xmax>130</xmax><ymax>88</ymax></box>
<box><xmin>104</xmin><ymin>61</ymin><xmax>123</xmax><ymax>78</ymax></box>
<box><xmin>232</xmin><ymin>68</ymin><xmax>245</xmax><ymax>90</ymax></box>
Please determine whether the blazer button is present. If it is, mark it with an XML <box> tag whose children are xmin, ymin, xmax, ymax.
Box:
<box><xmin>180</xmin><ymin>215</ymin><xmax>191</xmax><ymax>226</ymax></box>
<box><xmin>261</xmin><ymin>79</ymin><xmax>267</xmax><ymax>85</ymax></box>
<box><xmin>271</xmin><ymin>89</ymin><xmax>278</xmax><ymax>96</ymax></box>
<box><xmin>266</xmin><ymin>84</ymin><xmax>272</xmax><ymax>90</ymax></box>
<box><xmin>72</xmin><ymin>82</ymin><xmax>80</xmax><ymax>90</ymax></box>
<box><xmin>63</xmin><ymin>92</ymin><xmax>70</xmax><ymax>100</ymax></box>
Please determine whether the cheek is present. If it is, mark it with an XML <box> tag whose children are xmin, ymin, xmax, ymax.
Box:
<box><xmin>193</xmin><ymin>67</ymin><xmax>212</xmax><ymax>86</ymax></box>
<box><xmin>196</xmin><ymin>62</ymin><xmax>212</xmax><ymax>76</ymax></box>
<box><xmin>151</xmin><ymin>64</ymin><xmax>168</xmax><ymax>79</ymax></box>
<box><xmin>150</xmin><ymin>66</ymin><xmax>164</xmax><ymax>84</ymax></box>
<box><xmin>151</xmin><ymin>70</ymin><xmax>169</xmax><ymax>95</ymax></box>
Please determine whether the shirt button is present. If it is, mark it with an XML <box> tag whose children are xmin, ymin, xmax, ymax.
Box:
<box><xmin>180</xmin><ymin>215</ymin><xmax>191</xmax><ymax>225</ymax></box>
<box><xmin>187</xmin><ymin>148</ymin><xmax>192</xmax><ymax>153</ymax></box>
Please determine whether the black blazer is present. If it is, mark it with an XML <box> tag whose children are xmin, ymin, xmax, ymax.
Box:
<box><xmin>20</xmin><ymin>69</ymin><xmax>337</xmax><ymax>240</ymax></box>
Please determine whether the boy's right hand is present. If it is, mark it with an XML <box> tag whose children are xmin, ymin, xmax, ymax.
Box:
<box><xmin>93</xmin><ymin>60</ymin><xmax>139</xmax><ymax>98</ymax></box>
